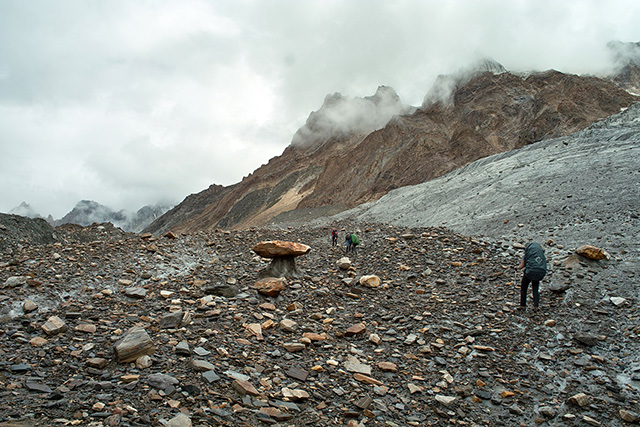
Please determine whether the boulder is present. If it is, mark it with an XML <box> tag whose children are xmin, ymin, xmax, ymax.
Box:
<box><xmin>252</xmin><ymin>241</ymin><xmax>311</xmax><ymax>258</ymax></box>
<box><xmin>254</xmin><ymin>277</ymin><xmax>287</xmax><ymax>297</ymax></box>
<box><xmin>567</xmin><ymin>392</ymin><xmax>591</xmax><ymax>407</ymax></box>
<box><xmin>114</xmin><ymin>326</ymin><xmax>155</xmax><ymax>363</ymax></box>
<box><xmin>337</xmin><ymin>257</ymin><xmax>352</xmax><ymax>270</ymax></box>
<box><xmin>41</xmin><ymin>316</ymin><xmax>67</xmax><ymax>336</ymax></box>
<box><xmin>159</xmin><ymin>310</ymin><xmax>187</xmax><ymax>329</ymax></box>
<box><xmin>360</xmin><ymin>275</ymin><xmax>381</xmax><ymax>288</ymax></box>
<box><xmin>575</xmin><ymin>245</ymin><xmax>610</xmax><ymax>260</ymax></box>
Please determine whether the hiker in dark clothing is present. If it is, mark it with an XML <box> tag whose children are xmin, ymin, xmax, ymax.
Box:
<box><xmin>331</xmin><ymin>228</ymin><xmax>338</xmax><ymax>246</ymax></box>
<box><xmin>345</xmin><ymin>233</ymin><xmax>353</xmax><ymax>253</ymax></box>
<box><xmin>516</xmin><ymin>242</ymin><xmax>547</xmax><ymax>308</ymax></box>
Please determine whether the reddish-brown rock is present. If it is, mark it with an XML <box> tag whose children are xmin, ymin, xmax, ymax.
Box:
<box><xmin>254</xmin><ymin>277</ymin><xmax>287</xmax><ymax>297</ymax></box>
<box><xmin>252</xmin><ymin>241</ymin><xmax>311</xmax><ymax>258</ymax></box>
<box><xmin>575</xmin><ymin>245</ymin><xmax>610</xmax><ymax>260</ymax></box>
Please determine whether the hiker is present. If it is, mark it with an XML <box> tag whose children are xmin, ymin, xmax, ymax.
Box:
<box><xmin>345</xmin><ymin>232</ymin><xmax>352</xmax><ymax>253</ymax></box>
<box><xmin>349</xmin><ymin>232</ymin><xmax>360</xmax><ymax>255</ymax></box>
<box><xmin>331</xmin><ymin>228</ymin><xmax>338</xmax><ymax>246</ymax></box>
<box><xmin>516</xmin><ymin>241</ymin><xmax>547</xmax><ymax>309</ymax></box>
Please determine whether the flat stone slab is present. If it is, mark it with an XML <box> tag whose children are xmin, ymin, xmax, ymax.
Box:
<box><xmin>252</xmin><ymin>241</ymin><xmax>311</xmax><ymax>258</ymax></box>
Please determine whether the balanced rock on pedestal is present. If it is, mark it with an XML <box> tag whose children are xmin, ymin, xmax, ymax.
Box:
<box><xmin>253</xmin><ymin>240</ymin><xmax>311</xmax><ymax>278</ymax></box>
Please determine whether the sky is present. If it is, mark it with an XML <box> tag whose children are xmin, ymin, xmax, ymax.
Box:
<box><xmin>1</xmin><ymin>0</ymin><xmax>639</xmax><ymax>218</ymax></box>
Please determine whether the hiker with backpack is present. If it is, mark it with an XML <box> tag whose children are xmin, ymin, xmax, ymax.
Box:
<box><xmin>345</xmin><ymin>232</ymin><xmax>360</xmax><ymax>255</ymax></box>
<box><xmin>516</xmin><ymin>241</ymin><xmax>547</xmax><ymax>309</ymax></box>
<box><xmin>331</xmin><ymin>228</ymin><xmax>338</xmax><ymax>246</ymax></box>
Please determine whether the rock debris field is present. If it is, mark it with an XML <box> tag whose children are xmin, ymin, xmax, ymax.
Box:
<box><xmin>0</xmin><ymin>220</ymin><xmax>639</xmax><ymax>427</ymax></box>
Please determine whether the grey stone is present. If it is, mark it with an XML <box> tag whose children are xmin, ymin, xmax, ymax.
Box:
<box><xmin>148</xmin><ymin>373</ymin><xmax>178</xmax><ymax>390</ymax></box>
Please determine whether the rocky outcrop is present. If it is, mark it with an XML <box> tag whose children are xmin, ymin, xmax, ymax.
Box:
<box><xmin>145</xmin><ymin>68</ymin><xmax>638</xmax><ymax>234</ymax></box>
<box><xmin>0</xmin><ymin>213</ymin><xmax>56</xmax><ymax>252</ymax></box>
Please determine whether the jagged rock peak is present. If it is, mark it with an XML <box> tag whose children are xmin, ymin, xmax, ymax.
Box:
<box><xmin>8</xmin><ymin>202</ymin><xmax>41</xmax><ymax>219</ymax></box>
<box><xmin>422</xmin><ymin>57</ymin><xmax>506</xmax><ymax>108</ymax></box>
<box><xmin>291</xmin><ymin>86</ymin><xmax>411</xmax><ymax>149</ymax></box>
<box><xmin>607</xmin><ymin>40</ymin><xmax>640</xmax><ymax>94</ymax></box>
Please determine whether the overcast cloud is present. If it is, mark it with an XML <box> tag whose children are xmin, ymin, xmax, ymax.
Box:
<box><xmin>1</xmin><ymin>0</ymin><xmax>639</xmax><ymax>218</ymax></box>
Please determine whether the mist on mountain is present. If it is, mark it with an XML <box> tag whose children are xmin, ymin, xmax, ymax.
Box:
<box><xmin>290</xmin><ymin>86</ymin><xmax>413</xmax><ymax>150</ymax></box>
<box><xmin>7</xmin><ymin>200</ymin><xmax>172</xmax><ymax>233</ymax></box>
<box><xmin>422</xmin><ymin>58</ymin><xmax>507</xmax><ymax>108</ymax></box>
<box><xmin>8</xmin><ymin>202</ymin><xmax>42</xmax><ymax>220</ymax></box>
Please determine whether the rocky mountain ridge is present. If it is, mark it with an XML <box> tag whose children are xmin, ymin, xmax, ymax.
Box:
<box><xmin>6</xmin><ymin>200</ymin><xmax>172</xmax><ymax>234</ymax></box>
<box><xmin>145</xmin><ymin>63</ymin><xmax>638</xmax><ymax>235</ymax></box>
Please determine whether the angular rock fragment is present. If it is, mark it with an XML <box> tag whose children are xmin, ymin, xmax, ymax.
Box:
<box><xmin>25</xmin><ymin>381</ymin><xmax>52</xmax><ymax>393</ymax></box>
<box><xmin>610</xmin><ymin>296</ymin><xmax>626</xmax><ymax>306</ymax></box>
<box><xmin>23</xmin><ymin>299</ymin><xmax>37</xmax><ymax>312</ymax></box>
<box><xmin>254</xmin><ymin>277</ymin><xmax>287</xmax><ymax>297</ymax></box>
<box><xmin>87</xmin><ymin>357</ymin><xmax>109</xmax><ymax>369</ymax></box>
<box><xmin>574</xmin><ymin>332</ymin><xmax>599</xmax><ymax>346</ymax></box>
<box><xmin>159</xmin><ymin>310</ymin><xmax>186</xmax><ymax>329</ymax></box>
<box><xmin>345</xmin><ymin>323</ymin><xmax>366</xmax><ymax>337</ymax></box>
<box><xmin>282</xmin><ymin>387</ymin><xmax>309</xmax><ymax>401</ymax></box>
<box><xmin>75</xmin><ymin>323</ymin><xmax>96</xmax><ymax>333</ymax></box>
<box><xmin>233</xmin><ymin>379</ymin><xmax>260</xmax><ymax>396</ymax></box>
<box><xmin>280</xmin><ymin>318</ymin><xmax>297</xmax><ymax>332</ymax></box>
<box><xmin>41</xmin><ymin>316</ymin><xmax>67</xmax><ymax>336</ymax></box>
<box><xmin>283</xmin><ymin>343</ymin><xmax>306</xmax><ymax>352</ymax></box>
<box><xmin>619</xmin><ymin>409</ymin><xmax>640</xmax><ymax>423</ymax></box>
<box><xmin>567</xmin><ymin>392</ymin><xmax>591</xmax><ymax>407</ymax></box>
<box><xmin>114</xmin><ymin>325</ymin><xmax>155</xmax><ymax>363</ymax></box>
<box><xmin>344</xmin><ymin>356</ymin><xmax>371</xmax><ymax>375</ymax></box>
<box><xmin>175</xmin><ymin>341</ymin><xmax>190</xmax><ymax>355</ymax></box>
<box><xmin>192</xmin><ymin>359</ymin><xmax>215</xmax><ymax>372</ymax></box>
<box><xmin>353</xmin><ymin>373</ymin><xmax>383</xmax><ymax>386</ymax></box>
<box><xmin>435</xmin><ymin>395</ymin><xmax>456</xmax><ymax>406</ymax></box>
<box><xmin>286</xmin><ymin>367</ymin><xmax>309</xmax><ymax>382</ymax></box>
<box><xmin>148</xmin><ymin>373</ymin><xmax>178</xmax><ymax>390</ymax></box>
<box><xmin>165</xmin><ymin>413</ymin><xmax>191</xmax><ymax>427</ymax></box>
<box><xmin>124</xmin><ymin>287</ymin><xmax>146</xmax><ymax>299</ymax></box>
<box><xmin>3</xmin><ymin>276</ymin><xmax>27</xmax><ymax>288</ymax></box>
<box><xmin>204</xmin><ymin>283</ymin><xmax>239</xmax><ymax>298</ymax></box>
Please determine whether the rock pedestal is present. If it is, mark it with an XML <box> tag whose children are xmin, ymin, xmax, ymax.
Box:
<box><xmin>253</xmin><ymin>240</ymin><xmax>311</xmax><ymax>278</ymax></box>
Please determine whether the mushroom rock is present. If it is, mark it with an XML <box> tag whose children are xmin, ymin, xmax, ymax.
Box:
<box><xmin>252</xmin><ymin>241</ymin><xmax>311</xmax><ymax>258</ymax></box>
<box><xmin>253</xmin><ymin>241</ymin><xmax>311</xmax><ymax>278</ymax></box>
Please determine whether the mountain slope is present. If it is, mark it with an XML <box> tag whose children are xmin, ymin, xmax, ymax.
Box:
<box><xmin>145</xmin><ymin>67</ymin><xmax>638</xmax><ymax>235</ymax></box>
<box><xmin>332</xmin><ymin>102</ymin><xmax>640</xmax><ymax>255</ymax></box>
